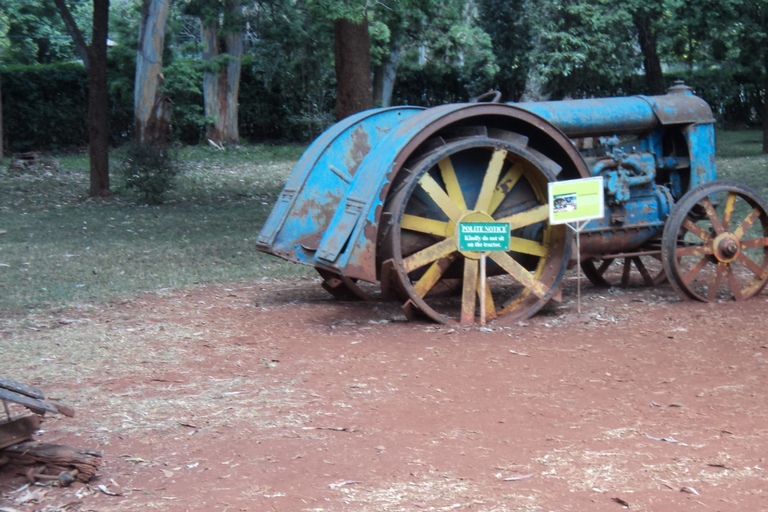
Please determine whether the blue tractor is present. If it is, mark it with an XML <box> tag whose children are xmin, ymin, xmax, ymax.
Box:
<box><xmin>257</xmin><ymin>83</ymin><xmax>768</xmax><ymax>324</ymax></box>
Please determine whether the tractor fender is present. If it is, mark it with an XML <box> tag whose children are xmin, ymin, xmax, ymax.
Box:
<box><xmin>313</xmin><ymin>102</ymin><xmax>590</xmax><ymax>283</ymax></box>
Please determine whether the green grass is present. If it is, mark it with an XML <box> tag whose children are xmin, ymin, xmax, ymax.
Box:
<box><xmin>715</xmin><ymin>129</ymin><xmax>768</xmax><ymax>196</ymax></box>
<box><xmin>0</xmin><ymin>143</ymin><xmax>311</xmax><ymax>316</ymax></box>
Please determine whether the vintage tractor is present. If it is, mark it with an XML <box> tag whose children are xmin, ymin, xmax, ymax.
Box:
<box><xmin>256</xmin><ymin>83</ymin><xmax>768</xmax><ymax>324</ymax></box>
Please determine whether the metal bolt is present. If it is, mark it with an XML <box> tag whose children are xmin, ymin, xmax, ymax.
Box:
<box><xmin>721</xmin><ymin>240</ymin><xmax>739</xmax><ymax>257</ymax></box>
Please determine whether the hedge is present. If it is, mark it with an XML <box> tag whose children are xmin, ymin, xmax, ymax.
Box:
<box><xmin>1</xmin><ymin>61</ymin><xmax>764</xmax><ymax>153</ymax></box>
<box><xmin>2</xmin><ymin>63</ymin><xmax>90</xmax><ymax>152</ymax></box>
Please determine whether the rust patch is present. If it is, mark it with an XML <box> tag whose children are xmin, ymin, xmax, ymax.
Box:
<box><xmin>347</xmin><ymin>125</ymin><xmax>372</xmax><ymax>177</ymax></box>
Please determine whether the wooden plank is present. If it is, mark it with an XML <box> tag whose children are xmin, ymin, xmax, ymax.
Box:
<box><xmin>0</xmin><ymin>415</ymin><xmax>41</xmax><ymax>450</ymax></box>
<box><xmin>0</xmin><ymin>388</ymin><xmax>59</xmax><ymax>415</ymax></box>
<box><xmin>0</xmin><ymin>377</ymin><xmax>45</xmax><ymax>400</ymax></box>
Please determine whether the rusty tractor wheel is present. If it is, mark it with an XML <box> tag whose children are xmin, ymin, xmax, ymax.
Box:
<box><xmin>581</xmin><ymin>251</ymin><xmax>667</xmax><ymax>288</ymax></box>
<box><xmin>661</xmin><ymin>180</ymin><xmax>768</xmax><ymax>302</ymax></box>
<box><xmin>379</xmin><ymin>129</ymin><xmax>570</xmax><ymax>324</ymax></box>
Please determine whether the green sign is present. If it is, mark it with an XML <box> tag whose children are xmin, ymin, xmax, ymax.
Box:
<box><xmin>548</xmin><ymin>177</ymin><xmax>605</xmax><ymax>225</ymax></box>
<box><xmin>457</xmin><ymin>222</ymin><xmax>510</xmax><ymax>252</ymax></box>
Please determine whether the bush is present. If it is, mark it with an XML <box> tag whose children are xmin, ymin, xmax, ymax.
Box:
<box><xmin>118</xmin><ymin>142</ymin><xmax>180</xmax><ymax>204</ymax></box>
<box><xmin>1</xmin><ymin>63</ymin><xmax>89</xmax><ymax>152</ymax></box>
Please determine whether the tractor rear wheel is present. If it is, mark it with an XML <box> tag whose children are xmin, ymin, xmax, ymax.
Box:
<box><xmin>379</xmin><ymin>129</ymin><xmax>569</xmax><ymax>324</ymax></box>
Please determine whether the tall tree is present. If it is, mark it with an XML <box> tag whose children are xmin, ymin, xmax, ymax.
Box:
<box><xmin>521</xmin><ymin>0</ymin><xmax>639</xmax><ymax>99</ymax></box>
<box><xmin>375</xmin><ymin>0</ymin><xmax>497</xmax><ymax>105</ymax></box>
<box><xmin>307</xmin><ymin>0</ymin><xmax>373</xmax><ymax>120</ymax></box>
<box><xmin>0</xmin><ymin>73</ymin><xmax>4</xmax><ymax>161</ymax></box>
<box><xmin>54</xmin><ymin>0</ymin><xmax>111</xmax><ymax>197</ymax></box>
<box><xmin>333</xmin><ymin>17</ymin><xmax>373</xmax><ymax>120</ymax></box>
<box><xmin>246</xmin><ymin>0</ymin><xmax>336</xmax><ymax>139</ymax></box>
<box><xmin>134</xmin><ymin>0</ymin><xmax>172</xmax><ymax>147</ymax></box>
<box><xmin>630</xmin><ymin>0</ymin><xmax>665</xmax><ymax>95</ymax></box>
<box><xmin>369</xmin><ymin>1</ymin><xmax>432</xmax><ymax>107</ymax></box>
<box><xmin>478</xmin><ymin>0</ymin><xmax>531</xmax><ymax>101</ymax></box>
<box><xmin>1</xmin><ymin>0</ymin><xmax>79</xmax><ymax>65</ymax></box>
<box><xmin>187</xmin><ymin>0</ymin><xmax>243</xmax><ymax>144</ymax></box>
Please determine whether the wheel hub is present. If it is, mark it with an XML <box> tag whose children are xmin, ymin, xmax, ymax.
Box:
<box><xmin>713</xmin><ymin>232</ymin><xmax>740</xmax><ymax>262</ymax></box>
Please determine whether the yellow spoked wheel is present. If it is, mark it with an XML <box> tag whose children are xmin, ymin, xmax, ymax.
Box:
<box><xmin>379</xmin><ymin>130</ymin><xmax>569</xmax><ymax>324</ymax></box>
<box><xmin>661</xmin><ymin>180</ymin><xmax>768</xmax><ymax>301</ymax></box>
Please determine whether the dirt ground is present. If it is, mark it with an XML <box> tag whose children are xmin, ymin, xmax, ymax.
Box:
<box><xmin>2</xmin><ymin>273</ymin><xmax>768</xmax><ymax>512</ymax></box>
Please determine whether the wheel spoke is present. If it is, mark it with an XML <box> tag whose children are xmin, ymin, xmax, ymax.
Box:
<box><xmin>681</xmin><ymin>255</ymin><xmax>710</xmax><ymax>286</ymax></box>
<box><xmin>497</xmin><ymin>204</ymin><xmax>549</xmax><ymax>230</ymax></box>
<box><xmin>722</xmin><ymin>191</ymin><xmax>737</xmax><ymax>229</ymax></box>
<box><xmin>403</xmin><ymin>237</ymin><xmax>457</xmax><ymax>274</ymax></box>
<box><xmin>460</xmin><ymin>259</ymin><xmax>478</xmax><ymax>324</ymax></box>
<box><xmin>632</xmin><ymin>257</ymin><xmax>654</xmax><ymax>286</ymax></box>
<box><xmin>732</xmin><ymin>207</ymin><xmax>762</xmax><ymax>240</ymax></box>
<box><xmin>438</xmin><ymin>156</ymin><xmax>468</xmax><ymax>212</ymax></box>
<box><xmin>413</xmin><ymin>256</ymin><xmax>455</xmax><ymax>298</ymax></box>
<box><xmin>621</xmin><ymin>258</ymin><xmax>632</xmax><ymax>287</ymax></box>
<box><xmin>681</xmin><ymin>218</ymin><xmax>713</xmax><ymax>242</ymax></box>
<box><xmin>736</xmin><ymin>251</ymin><xmax>768</xmax><ymax>278</ymax></box>
<box><xmin>707</xmin><ymin>262</ymin><xmax>726</xmax><ymax>301</ymax></box>
<box><xmin>474</xmin><ymin>149</ymin><xmax>507</xmax><ymax>212</ymax></box>
<box><xmin>675</xmin><ymin>243</ymin><xmax>714</xmax><ymax>257</ymax></box>
<box><xmin>401</xmin><ymin>214</ymin><xmax>449</xmax><ymax>237</ymax></box>
<box><xmin>509</xmin><ymin>236</ymin><xmax>546</xmax><ymax>257</ymax></box>
<box><xmin>597</xmin><ymin>259</ymin><xmax>612</xmax><ymax>275</ymax></box>
<box><xmin>701</xmin><ymin>196</ymin><xmax>726</xmax><ymax>235</ymax></box>
<box><xmin>740</xmin><ymin>236</ymin><xmax>768</xmax><ymax>249</ymax></box>
<box><xmin>488</xmin><ymin>251</ymin><xmax>549</xmax><ymax>299</ymax></box>
<box><xmin>488</xmin><ymin>163</ymin><xmax>524</xmax><ymax>215</ymax></box>
<box><xmin>418</xmin><ymin>173</ymin><xmax>464</xmax><ymax>221</ymax></box>
<box><xmin>725</xmin><ymin>264</ymin><xmax>744</xmax><ymax>300</ymax></box>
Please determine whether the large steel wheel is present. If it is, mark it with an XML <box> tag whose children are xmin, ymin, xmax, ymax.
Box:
<box><xmin>661</xmin><ymin>180</ymin><xmax>768</xmax><ymax>301</ymax></box>
<box><xmin>379</xmin><ymin>130</ymin><xmax>570</xmax><ymax>324</ymax></box>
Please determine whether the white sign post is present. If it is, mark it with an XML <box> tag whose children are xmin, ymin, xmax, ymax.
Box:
<box><xmin>548</xmin><ymin>177</ymin><xmax>605</xmax><ymax>314</ymax></box>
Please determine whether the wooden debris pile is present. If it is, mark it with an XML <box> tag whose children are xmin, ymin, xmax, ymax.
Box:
<box><xmin>1</xmin><ymin>376</ymin><xmax>102</xmax><ymax>486</ymax></box>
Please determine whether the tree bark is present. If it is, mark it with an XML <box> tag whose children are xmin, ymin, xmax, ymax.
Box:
<box><xmin>134</xmin><ymin>0</ymin><xmax>171</xmax><ymax>148</ymax></box>
<box><xmin>53</xmin><ymin>0</ymin><xmax>110</xmax><ymax>197</ymax></box>
<box><xmin>0</xmin><ymin>73</ymin><xmax>4</xmax><ymax>161</ymax></box>
<box><xmin>763</xmin><ymin>52</ymin><xmax>768</xmax><ymax>154</ymax></box>
<box><xmin>201</xmin><ymin>1</ymin><xmax>242</xmax><ymax>144</ymax></box>
<box><xmin>334</xmin><ymin>18</ymin><xmax>373</xmax><ymax>121</ymax></box>
<box><xmin>373</xmin><ymin>49</ymin><xmax>400</xmax><ymax>108</ymax></box>
<box><xmin>87</xmin><ymin>0</ymin><xmax>110</xmax><ymax>196</ymax></box>
<box><xmin>2</xmin><ymin>441</ymin><xmax>102</xmax><ymax>483</ymax></box>
<box><xmin>634</xmin><ymin>13</ymin><xmax>665</xmax><ymax>95</ymax></box>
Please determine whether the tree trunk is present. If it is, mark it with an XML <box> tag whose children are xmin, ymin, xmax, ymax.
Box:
<box><xmin>763</xmin><ymin>53</ymin><xmax>768</xmax><ymax>154</ymax></box>
<box><xmin>0</xmin><ymin>73</ymin><xmax>4</xmax><ymax>161</ymax></box>
<box><xmin>334</xmin><ymin>18</ymin><xmax>373</xmax><ymax>121</ymax></box>
<box><xmin>373</xmin><ymin>49</ymin><xmax>400</xmax><ymax>108</ymax></box>
<box><xmin>87</xmin><ymin>0</ymin><xmax>110</xmax><ymax>196</ymax></box>
<box><xmin>134</xmin><ymin>0</ymin><xmax>171</xmax><ymax>148</ymax></box>
<box><xmin>53</xmin><ymin>0</ymin><xmax>110</xmax><ymax>197</ymax></box>
<box><xmin>634</xmin><ymin>13</ymin><xmax>665</xmax><ymax>95</ymax></box>
<box><xmin>201</xmin><ymin>2</ymin><xmax>242</xmax><ymax>144</ymax></box>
